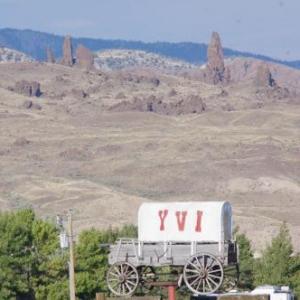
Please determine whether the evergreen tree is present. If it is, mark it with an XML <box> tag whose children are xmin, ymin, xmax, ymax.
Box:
<box><xmin>235</xmin><ymin>228</ymin><xmax>255</xmax><ymax>289</ymax></box>
<box><xmin>254</xmin><ymin>222</ymin><xmax>293</xmax><ymax>286</ymax></box>
<box><xmin>75</xmin><ymin>225</ymin><xmax>138</xmax><ymax>299</ymax></box>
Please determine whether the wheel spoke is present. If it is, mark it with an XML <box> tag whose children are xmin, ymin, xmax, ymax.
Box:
<box><xmin>206</xmin><ymin>278</ymin><xmax>213</xmax><ymax>291</ymax></box>
<box><xmin>196</xmin><ymin>256</ymin><xmax>204</xmax><ymax>269</ymax></box>
<box><xmin>113</xmin><ymin>266</ymin><xmax>121</xmax><ymax>275</ymax></box>
<box><xmin>188</xmin><ymin>261</ymin><xmax>202</xmax><ymax>272</ymax></box>
<box><xmin>108</xmin><ymin>278</ymin><xmax>120</xmax><ymax>282</ymax></box>
<box><xmin>208</xmin><ymin>268</ymin><xmax>222</xmax><ymax>274</ymax></box>
<box><xmin>108</xmin><ymin>272</ymin><xmax>119</xmax><ymax>278</ymax></box>
<box><xmin>110</xmin><ymin>281</ymin><xmax>120</xmax><ymax>288</ymax></box>
<box><xmin>125</xmin><ymin>282</ymin><xmax>132</xmax><ymax>293</ymax></box>
<box><xmin>126</xmin><ymin>281</ymin><xmax>136</xmax><ymax>287</ymax></box>
<box><xmin>190</xmin><ymin>276</ymin><xmax>201</xmax><ymax>287</ymax></box>
<box><xmin>208</xmin><ymin>276</ymin><xmax>219</xmax><ymax>287</ymax></box>
<box><xmin>186</xmin><ymin>268</ymin><xmax>200</xmax><ymax>274</ymax></box>
<box><xmin>127</xmin><ymin>270</ymin><xmax>136</xmax><ymax>276</ymax></box>
<box><xmin>195</xmin><ymin>278</ymin><xmax>203</xmax><ymax>291</ymax></box>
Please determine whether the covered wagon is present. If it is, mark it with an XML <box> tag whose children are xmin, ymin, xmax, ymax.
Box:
<box><xmin>106</xmin><ymin>201</ymin><xmax>239</xmax><ymax>296</ymax></box>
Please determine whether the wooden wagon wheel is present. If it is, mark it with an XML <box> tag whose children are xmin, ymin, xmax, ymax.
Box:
<box><xmin>138</xmin><ymin>266</ymin><xmax>157</xmax><ymax>293</ymax></box>
<box><xmin>183</xmin><ymin>253</ymin><xmax>224</xmax><ymax>295</ymax></box>
<box><xmin>222</xmin><ymin>264</ymin><xmax>239</xmax><ymax>292</ymax></box>
<box><xmin>106</xmin><ymin>262</ymin><xmax>139</xmax><ymax>296</ymax></box>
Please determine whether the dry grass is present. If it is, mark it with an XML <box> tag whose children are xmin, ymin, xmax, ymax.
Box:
<box><xmin>0</xmin><ymin>62</ymin><xmax>299</xmax><ymax>252</ymax></box>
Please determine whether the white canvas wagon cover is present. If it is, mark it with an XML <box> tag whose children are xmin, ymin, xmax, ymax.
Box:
<box><xmin>138</xmin><ymin>201</ymin><xmax>232</xmax><ymax>243</ymax></box>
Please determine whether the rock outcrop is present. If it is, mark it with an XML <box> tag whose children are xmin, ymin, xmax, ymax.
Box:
<box><xmin>109</xmin><ymin>94</ymin><xmax>206</xmax><ymax>115</ymax></box>
<box><xmin>0</xmin><ymin>47</ymin><xmax>34</xmax><ymax>63</ymax></box>
<box><xmin>254</xmin><ymin>63</ymin><xmax>290</xmax><ymax>99</ymax></box>
<box><xmin>46</xmin><ymin>47</ymin><xmax>55</xmax><ymax>63</ymax></box>
<box><xmin>254</xmin><ymin>63</ymin><xmax>276</xmax><ymax>88</ymax></box>
<box><xmin>22</xmin><ymin>100</ymin><xmax>42</xmax><ymax>110</ymax></box>
<box><xmin>205</xmin><ymin>32</ymin><xmax>230</xmax><ymax>85</ymax></box>
<box><xmin>71</xmin><ymin>88</ymin><xmax>88</xmax><ymax>99</ymax></box>
<box><xmin>76</xmin><ymin>44</ymin><xmax>94</xmax><ymax>69</ymax></box>
<box><xmin>14</xmin><ymin>80</ymin><xmax>41</xmax><ymax>97</ymax></box>
<box><xmin>61</xmin><ymin>36</ymin><xmax>73</xmax><ymax>66</ymax></box>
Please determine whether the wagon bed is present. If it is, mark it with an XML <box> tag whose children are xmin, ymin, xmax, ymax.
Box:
<box><xmin>109</xmin><ymin>239</ymin><xmax>238</xmax><ymax>267</ymax></box>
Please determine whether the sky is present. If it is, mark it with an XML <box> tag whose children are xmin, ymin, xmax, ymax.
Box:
<box><xmin>0</xmin><ymin>0</ymin><xmax>299</xmax><ymax>60</ymax></box>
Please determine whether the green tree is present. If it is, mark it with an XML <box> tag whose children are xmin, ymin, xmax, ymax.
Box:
<box><xmin>289</xmin><ymin>255</ymin><xmax>300</xmax><ymax>298</ymax></box>
<box><xmin>235</xmin><ymin>228</ymin><xmax>255</xmax><ymax>289</ymax></box>
<box><xmin>75</xmin><ymin>225</ymin><xmax>138</xmax><ymax>299</ymax></box>
<box><xmin>0</xmin><ymin>209</ymin><xmax>36</xmax><ymax>299</ymax></box>
<box><xmin>0</xmin><ymin>209</ymin><xmax>68</xmax><ymax>299</ymax></box>
<box><xmin>254</xmin><ymin>222</ymin><xmax>293</xmax><ymax>286</ymax></box>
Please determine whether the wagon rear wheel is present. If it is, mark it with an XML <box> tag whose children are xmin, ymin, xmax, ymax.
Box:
<box><xmin>183</xmin><ymin>253</ymin><xmax>224</xmax><ymax>295</ymax></box>
<box><xmin>107</xmin><ymin>262</ymin><xmax>139</xmax><ymax>296</ymax></box>
<box><xmin>138</xmin><ymin>266</ymin><xmax>157</xmax><ymax>294</ymax></box>
<box><xmin>222</xmin><ymin>264</ymin><xmax>239</xmax><ymax>292</ymax></box>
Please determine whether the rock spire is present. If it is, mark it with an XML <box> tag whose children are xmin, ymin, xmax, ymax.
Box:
<box><xmin>61</xmin><ymin>35</ymin><xmax>74</xmax><ymax>66</ymax></box>
<box><xmin>76</xmin><ymin>44</ymin><xmax>94</xmax><ymax>69</ymax></box>
<box><xmin>206</xmin><ymin>32</ymin><xmax>230</xmax><ymax>85</ymax></box>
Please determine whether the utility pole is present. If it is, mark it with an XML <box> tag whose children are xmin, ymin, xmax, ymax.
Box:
<box><xmin>68</xmin><ymin>211</ymin><xmax>76</xmax><ymax>300</ymax></box>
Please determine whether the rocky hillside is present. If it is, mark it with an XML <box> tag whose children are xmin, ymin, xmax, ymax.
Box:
<box><xmin>0</xmin><ymin>60</ymin><xmax>299</xmax><ymax>252</ymax></box>
<box><xmin>1</xmin><ymin>28</ymin><xmax>300</xmax><ymax>69</ymax></box>
<box><xmin>93</xmin><ymin>49</ymin><xmax>196</xmax><ymax>71</ymax></box>
<box><xmin>0</xmin><ymin>31</ymin><xmax>299</xmax><ymax>253</ymax></box>
<box><xmin>0</xmin><ymin>47</ymin><xmax>34</xmax><ymax>63</ymax></box>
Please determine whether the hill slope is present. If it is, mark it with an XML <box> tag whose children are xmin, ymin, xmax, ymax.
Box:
<box><xmin>1</xmin><ymin>28</ymin><xmax>300</xmax><ymax>69</ymax></box>
<box><xmin>0</xmin><ymin>62</ymin><xmax>299</xmax><ymax>251</ymax></box>
<box><xmin>0</xmin><ymin>47</ymin><xmax>34</xmax><ymax>63</ymax></box>
<box><xmin>93</xmin><ymin>49</ymin><xmax>196</xmax><ymax>71</ymax></box>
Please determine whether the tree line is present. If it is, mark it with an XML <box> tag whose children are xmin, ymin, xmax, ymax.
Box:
<box><xmin>0</xmin><ymin>209</ymin><xmax>299</xmax><ymax>299</ymax></box>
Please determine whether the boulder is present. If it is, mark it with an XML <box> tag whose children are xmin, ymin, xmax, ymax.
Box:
<box><xmin>71</xmin><ymin>88</ymin><xmax>88</xmax><ymax>99</ymax></box>
<box><xmin>76</xmin><ymin>44</ymin><xmax>94</xmax><ymax>69</ymax></box>
<box><xmin>254</xmin><ymin>63</ymin><xmax>276</xmax><ymax>88</ymax></box>
<box><xmin>22</xmin><ymin>100</ymin><xmax>33</xmax><ymax>109</ymax></box>
<box><xmin>15</xmin><ymin>80</ymin><xmax>41</xmax><ymax>97</ymax></box>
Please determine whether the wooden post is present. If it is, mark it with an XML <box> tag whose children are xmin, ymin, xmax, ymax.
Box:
<box><xmin>168</xmin><ymin>285</ymin><xmax>176</xmax><ymax>300</ymax></box>
<box><xmin>68</xmin><ymin>211</ymin><xmax>76</xmax><ymax>300</ymax></box>
<box><xmin>95</xmin><ymin>293</ymin><xmax>106</xmax><ymax>300</ymax></box>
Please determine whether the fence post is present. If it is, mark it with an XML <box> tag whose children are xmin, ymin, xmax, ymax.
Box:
<box><xmin>96</xmin><ymin>292</ymin><xmax>106</xmax><ymax>300</ymax></box>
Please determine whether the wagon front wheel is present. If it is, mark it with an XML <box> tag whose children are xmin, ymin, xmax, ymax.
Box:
<box><xmin>183</xmin><ymin>253</ymin><xmax>224</xmax><ymax>295</ymax></box>
<box><xmin>107</xmin><ymin>262</ymin><xmax>139</xmax><ymax>296</ymax></box>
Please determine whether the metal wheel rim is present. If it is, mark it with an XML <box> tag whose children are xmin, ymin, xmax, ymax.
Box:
<box><xmin>107</xmin><ymin>262</ymin><xmax>139</xmax><ymax>296</ymax></box>
<box><xmin>183</xmin><ymin>253</ymin><xmax>224</xmax><ymax>295</ymax></box>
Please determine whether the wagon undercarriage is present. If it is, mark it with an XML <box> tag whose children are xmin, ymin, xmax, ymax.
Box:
<box><xmin>107</xmin><ymin>239</ymin><xmax>239</xmax><ymax>296</ymax></box>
